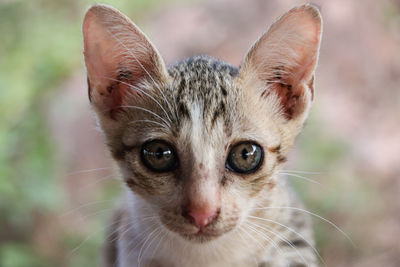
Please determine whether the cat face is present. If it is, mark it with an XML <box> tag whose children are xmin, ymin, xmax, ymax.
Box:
<box><xmin>83</xmin><ymin>4</ymin><xmax>322</xmax><ymax>242</ymax></box>
<box><xmin>116</xmin><ymin>57</ymin><xmax>281</xmax><ymax>242</ymax></box>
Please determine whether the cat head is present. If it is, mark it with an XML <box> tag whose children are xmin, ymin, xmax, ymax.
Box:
<box><xmin>83</xmin><ymin>4</ymin><xmax>322</xmax><ymax>242</ymax></box>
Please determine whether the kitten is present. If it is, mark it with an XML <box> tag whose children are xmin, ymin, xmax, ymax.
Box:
<box><xmin>82</xmin><ymin>3</ymin><xmax>322</xmax><ymax>267</ymax></box>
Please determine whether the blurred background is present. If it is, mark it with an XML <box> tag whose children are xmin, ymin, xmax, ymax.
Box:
<box><xmin>1</xmin><ymin>0</ymin><xmax>399</xmax><ymax>266</ymax></box>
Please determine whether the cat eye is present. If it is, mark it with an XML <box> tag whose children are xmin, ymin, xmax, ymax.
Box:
<box><xmin>141</xmin><ymin>140</ymin><xmax>178</xmax><ymax>172</ymax></box>
<box><xmin>226</xmin><ymin>142</ymin><xmax>263</xmax><ymax>174</ymax></box>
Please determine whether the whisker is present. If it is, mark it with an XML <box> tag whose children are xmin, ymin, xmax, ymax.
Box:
<box><xmin>120</xmin><ymin>105</ymin><xmax>170</xmax><ymax>127</ymax></box>
<box><xmin>76</xmin><ymin>207</ymin><xmax>114</xmax><ymax>225</ymax></box>
<box><xmin>252</xmin><ymin>206</ymin><xmax>355</xmax><ymax>247</ymax></box>
<box><xmin>124</xmin><ymin>219</ymin><xmax>159</xmax><ymax>261</ymax></box>
<box><xmin>68</xmin><ymin>216</ymin><xmax>122</xmax><ymax>256</ymax></box>
<box><xmin>67</xmin><ymin>206</ymin><xmax>160</xmax><ymax>255</ymax></box>
<box><xmin>105</xmin><ymin>29</ymin><xmax>175</xmax><ymax>126</ymax></box>
<box><xmin>129</xmin><ymin>119</ymin><xmax>168</xmax><ymax>129</ymax></box>
<box><xmin>244</xmin><ymin>223</ymin><xmax>287</xmax><ymax>266</ymax></box>
<box><xmin>65</xmin><ymin>167</ymin><xmax>113</xmax><ymax>177</ymax></box>
<box><xmin>101</xmin><ymin>76</ymin><xmax>173</xmax><ymax>124</ymax></box>
<box><xmin>238</xmin><ymin>226</ymin><xmax>264</xmax><ymax>252</ymax></box>
<box><xmin>248</xmin><ymin>215</ymin><xmax>325</xmax><ymax>266</ymax></box>
<box><xmin>137</xmin><ymin>226</ymin><xmax>162</xmax><ymax>267</ymax></box>
<box><xmin>148</xmin><ymin>81</ymin><xmax>177</xmax><ymax>124</ymax></box>
<box><xmin>279</xmin><ymin>172</ymin><xmax>323</xmax><ymax>186</ymax></box>
<box><xmin>106</xmin><ymin>29</ymin><xmax>161</xmax><ymax>93</ymax></box>
<box><xmin>107</xmin><ymin>218</ymin><xmax>159</xmax><ymax>266</ymax></box>
<box><xmin>76</xmin><ymin>174</ymin><xmax>120</xmax><ymax>195</ymax></box>
<box><xmin>69</xmin><ymin>231</ymin><xmax>99</xmax><ymax>255</ymax></box>
<box><xmin>138</xmin><ymin>228</ymin><xmax>162</xmax><ymax>267</ymax></box>
<box><xmin>61</xmin><ymin>199</ymin><xmax>116</xmax><ymax>217</ymax></box>
<box><xmin>236</xmin><ymin>228</ymin><xmax>259</xmax><ymax>267</ymax></box>
<box><xmin>150</xmin><ymin>229</ymin><xmax>167</xmax><ymax>260</ymax></box>
<box><xmin>247</xmin><ymin>220</ymin><xmax>307</xmax><ymax>265</ymax></box>
<box><xmin>281</xmin><ymin>170</ymin><xmax>324</xmax><ymax>175</ymax></box>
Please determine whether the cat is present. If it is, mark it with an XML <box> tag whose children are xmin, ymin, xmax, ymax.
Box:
<box><xmin>82</xmin><ymin>3</ymin><xmax>323</xmax><ymax>267</ymax></box>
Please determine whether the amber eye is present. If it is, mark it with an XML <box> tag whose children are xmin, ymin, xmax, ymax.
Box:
<box><xmin>141</xmin><ymin>140</ymin><xmax>178</xmax><ymax>172</ymax></box>
<box><xmin>226</xmin><ymin>142</ymin><xmax>263</xmax><ymax>174</ymax></box>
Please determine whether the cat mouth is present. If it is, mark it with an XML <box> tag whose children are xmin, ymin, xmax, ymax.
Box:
<box><xmin>162</xmin><ymin>221</ymin><xmax>228</xmax><ymax>242</ymax></box>
<box><xmin>160</xmin><ymin>214</ymin><xmax>237</xmax><ymax>242</ymax></box>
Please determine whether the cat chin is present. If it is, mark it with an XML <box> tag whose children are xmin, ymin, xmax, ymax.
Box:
<box><xmin>164</xmin><ymin>223</ymin><xmax>236</xmax><ymax>244</ymax></box>
<box><xmin>179</xmin><ymin>232</ymin><xmax>222</xmax><ymax>243</ymax></box>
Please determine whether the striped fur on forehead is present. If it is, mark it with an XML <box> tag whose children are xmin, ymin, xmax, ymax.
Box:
<box><xmin>168</xmin><ymin>55</ymin><xmax>239</xmax><ymax>132</ymax></box>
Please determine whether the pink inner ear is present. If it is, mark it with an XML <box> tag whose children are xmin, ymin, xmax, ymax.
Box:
<box><xmin>83</xmin><ymin>16</ymin><xmax>114</xmax><ymax>87</ymax></box>
<box><xmin>246</xmin><ymin>5</ymin><xmax>322</xmax><ymax>120</ymax></box>
<box><xmin>274</xmin><ymin>83</ymin><xmax>305</xmax><ymax>120</ymax></box>
<box><xmin>83</xmin><ymin>6</ymin><xmax>162</xmax><ymax>119</ymax></box>
<box><xmin>88</xmin><ymin>66</ymin><xmax>147</xmax><ymax>119</ymax></box>
<box><xmin>260</xmin><ymin>67</ymin><xmax>307</xmax><ymax>120</ymax></box>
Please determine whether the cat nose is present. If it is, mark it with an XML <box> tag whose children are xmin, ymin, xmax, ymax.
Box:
<box><xmin>183</xmin><ymin>206</ymin><xmax>220</xmax><ymax>228</ymax></box>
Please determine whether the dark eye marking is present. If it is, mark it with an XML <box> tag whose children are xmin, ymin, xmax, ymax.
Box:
<box><xmin>226</xmin><ymin>141</ymin><xmax>264</xmax><ymax>174</ymax></box>
<box><xmin>140</xmin><ymin>140</ymin><xmax>178</xmax><ymax>172</ymax></box>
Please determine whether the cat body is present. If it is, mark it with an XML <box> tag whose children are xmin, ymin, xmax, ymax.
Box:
<box><xmin>82</xmin><ymin>4</ymin><xmax>322</xmax><ymax>267</ymax></box>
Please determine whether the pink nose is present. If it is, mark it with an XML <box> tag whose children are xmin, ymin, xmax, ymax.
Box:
<box><xmin>183</xmin><ymin>206</ymin><xmax>220</xmax><ymax>228</ymax></box>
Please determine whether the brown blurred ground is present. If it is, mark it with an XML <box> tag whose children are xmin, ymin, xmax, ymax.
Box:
<box><xmin>48</xmin><ymin>0</ymin><xmax>400</xmax><ymax>266</ymax></box>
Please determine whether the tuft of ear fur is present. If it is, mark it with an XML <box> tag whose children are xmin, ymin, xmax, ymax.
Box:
<box><xmin>83</xmin><ymin>4</ymin><xmax>168</xmax><ymax>120</ymax></box>
<box><xmin>240</xmin><ymin>4</ymin><xmax>322</xmax><ymax>121</ymax></box>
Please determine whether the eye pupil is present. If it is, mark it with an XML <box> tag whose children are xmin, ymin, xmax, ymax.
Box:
<box><xmin>241</xmin><ymin>148</ymin><xmax>249</xmax><ymax>160</ymax></box>
<box><xmin>156</xmin><ymin>147</ymin><xmax>164</xmax><ymax>159</ymax></box>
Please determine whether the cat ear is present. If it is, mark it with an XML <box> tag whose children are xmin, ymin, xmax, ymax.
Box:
<box><xmin>83</xmin><ymin>4</ymin><xmax>168</xmax><ymax>119</ymax></box>
<box><xmin>239</xmin><ymin>4</ymin><xmax>322</xmax><ymax>120</ymax></box>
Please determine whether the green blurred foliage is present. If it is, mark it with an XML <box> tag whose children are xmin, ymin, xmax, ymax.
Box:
<box><xmin>0</xmin><ymin>0</ymin><xmax>169</xmax><ymax>266</ymax></box>
<box><xmin>0</xmin><ymin>244</ymin><xmax>46</xmax><ymax>267</ymax></box>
